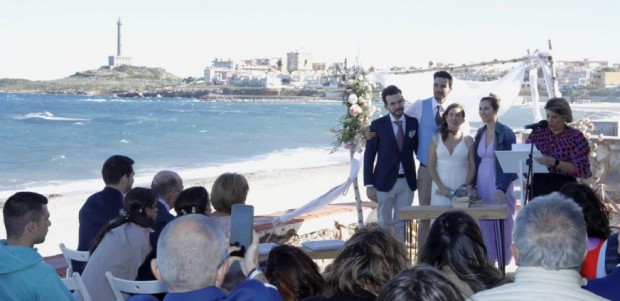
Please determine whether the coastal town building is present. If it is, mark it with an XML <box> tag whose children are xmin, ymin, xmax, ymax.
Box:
<box><xmin>590</xmin><ymin>71</ymin><xmax>620</xmax><ymax>89</ymax></box>
<box><xmin>107</xmin><ymin>18</ymin><xmax>132</xmax><ymax>68</ymax></box>
<box><xmin>287</xmin><ymin>51</ymin><xmax>313</xmax><ymax>73</ymax></box>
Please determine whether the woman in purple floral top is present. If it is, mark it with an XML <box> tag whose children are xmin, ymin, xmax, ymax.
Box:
<box><xmin>526</xmin><ymin>97</ymin><xmax>591</xmax><ymax>197</ymax></box>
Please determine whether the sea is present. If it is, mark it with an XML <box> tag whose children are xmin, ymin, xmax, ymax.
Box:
<box><xmin>1</xmin><ymin>92</ymin><xmax>619</xmax><ymax>201</ymax></box>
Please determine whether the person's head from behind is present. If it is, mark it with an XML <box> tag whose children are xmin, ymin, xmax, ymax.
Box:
<box><xmin>3</xmin><ymin>192</ymin><xmax>50</xmax><ymax>247</ymax></box>
<box><xmin>211</xmin><ymin>172</ymin><xmax>249</xmax><ymax>215</ymax></box>
<box><xmin>377</xmin><ymin>264</ymin><xmax>465</xmax><ymax>301</ymax></box>
<box><xmin>102</xmin><ymin>155</ymin><xmax>135</xmax><ymax>194</ymax></box>
<box><xmin>174</xmin><ymin>186</ymin><xmax>211</xmax><ymax>216</ymax></box>
<box><xmin>90</xmin><ymin>187</ymin><xmax>157</xmax><ymax>253</ymax></box>
<box><xmin>151</xmin><ymin>170</ymin><xmax>184</xmax><ymax>207</ymax></box>
<box><xmin>326</xmin><ymin>227</ymin><xmax>409</xmax><ymax>295</ymax></box>
<box><xmin>512</xmin><ymin>192</ymin><xmax>586</xmax><ymax>270</ymax></box>
<box><xmin>433</xmin><ymin>71</ymin><xmax>453</xmax><ymax>102</ymax></box>
<box><xmin>152</xmin><ymin>214</ymin><xmax>227</xmax><ymax>292</ymax></box>
<box><xmin>419</xmin><ymin>211</ymin><xmax>502</xmax><ymax>292</ymax></box>
<box><xmin>265</xmin><ymin>245</ymin><xmax>325</xmax><ymax>301</ymax></box>
<box><xmin>420</xmin><ymin>211</ymin><xmax>489</xmax><ymax>269</ymax></box>
<box><xmin>560</xmin><ymin>182</ymin><xmax>610</xmax><ymax>240</ymax></box>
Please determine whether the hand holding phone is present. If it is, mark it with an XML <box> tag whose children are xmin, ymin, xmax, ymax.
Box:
<box><xmin>229</xmin><ymin>204</ymin><xmax>254</xmax><ymax>257</ymax></box>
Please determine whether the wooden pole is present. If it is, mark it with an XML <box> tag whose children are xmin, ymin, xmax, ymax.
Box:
<box><xmin>351</xmin><ymin>147</ymin><xmax>364</xmax><ymax>228</ymax></box>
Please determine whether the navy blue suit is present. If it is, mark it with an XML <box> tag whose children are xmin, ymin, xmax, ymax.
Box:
<box><xmin>363</xmin><ymin>113</ymin><xmax>418</xmax><ymax>240</ymax></box>
<box><xmin>75</xmin><ymin>186</ymin><xmax>124</xmax><ymax>273</ymax></box>
<box><xmin>364</xmin><ymin>114</ymin><xmax>418</xmax><ymax>191</ymax></box>
<box><xmin>584</xmin><ymin>266</ymin><xmax>620</xmax><ymax>300</ymax></box>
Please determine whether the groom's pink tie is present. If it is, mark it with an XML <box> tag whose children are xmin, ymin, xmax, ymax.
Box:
<box><xmin>394</xmin><ymin>120</ymin><xmax>404</xmax><ymax>151</ymax></box>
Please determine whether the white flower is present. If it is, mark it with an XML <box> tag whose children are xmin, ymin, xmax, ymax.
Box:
<box><xmin>349</xmin><ymin>104</ymin><xmax>362</xmax><ymax>117</ymax></box>
<box><xmin>357</xmin><ymin>74</ymin><xmax>363</xmax><ymax>81</ymax></box>
<box><xmin>348</xmin><ymin>94</ymin><xmax>358</xmax><ymax>104</ymax></box>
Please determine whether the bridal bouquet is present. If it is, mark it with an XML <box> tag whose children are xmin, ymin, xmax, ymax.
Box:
<box><xmin>331</xmin><ymin>68</ymin><xmax>380</xmax><ymax>153</ymax></box>
<box><xmin>454</xmin><ymin>184</ymin><xmax>482</xmax><ymax>207</ymax></box>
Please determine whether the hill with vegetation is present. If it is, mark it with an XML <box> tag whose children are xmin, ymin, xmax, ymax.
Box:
<box><xmin>0</xmin><ymin>66</ymin><xmax>181</xmax><ymax>95</ymax></box>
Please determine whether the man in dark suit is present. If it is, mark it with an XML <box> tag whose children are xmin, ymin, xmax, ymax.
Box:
<box><xmin>364</xmin><ymin>85</ymin><xmax>418</xmax><ymax>241</ymax></box>
<box><xmin>137</xmin><ymin>170</ymin><xmax>183</xmax><ymax>281</ymax></box>
<box><xmin>76</xmin><ymin>155</ymin><xmax>134</xmax><ymax>273</ymax></box>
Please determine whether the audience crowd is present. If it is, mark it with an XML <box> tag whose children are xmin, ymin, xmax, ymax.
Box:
<box><xmin>1</xmin><ymin>75</ymin><xmax>616</xmax><ymax>301</ymax></box>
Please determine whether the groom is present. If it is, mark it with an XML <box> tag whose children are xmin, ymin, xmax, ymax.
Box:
<box><xmin>364</xmin><ymin>85</ymin><xmax>418</xmax><ymax>241</ymax></box>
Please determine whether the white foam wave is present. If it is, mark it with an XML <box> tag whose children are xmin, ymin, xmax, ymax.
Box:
<box><xmin>79</xmin><ymin>98</ymin><xmax>107</xmax><ymax>103</ymax></box>
<box><xmin>0</xmin><ymin>147</ymin><xmax>352</xmax><ymax>201</ymax></box>
<box><xmin>12</xmin><ymin>112</ymin><xmax>90</xmax><ymax>122</ymax></box>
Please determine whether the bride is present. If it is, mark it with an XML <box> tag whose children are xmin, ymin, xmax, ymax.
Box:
<box><xmin>428</xmin><ymin>103</ymin><xmax>475</xmax><ymax>206</ymax></box>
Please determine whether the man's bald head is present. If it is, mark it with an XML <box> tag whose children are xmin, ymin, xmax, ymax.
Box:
<box><xmin>155</xmin><ymin>214</ymin><xmax>227</xmax><ymax>292</ymax></box>
<box><xmin>151</xmin><ymin>170</ymin><xmax>183</xmax><ymax>206</ymax></box>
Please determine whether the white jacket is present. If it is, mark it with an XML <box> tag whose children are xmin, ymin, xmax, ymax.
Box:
<box><xmin>469</xmin><ymin>266</ymin><xmax>609</xmax><ymax>301</ymax></box>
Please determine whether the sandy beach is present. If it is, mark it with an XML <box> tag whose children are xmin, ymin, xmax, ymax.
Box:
<box><xmin>0</xmin><ymin>163</ymin><xmax>355</xmax><ymax>257</ymax></box>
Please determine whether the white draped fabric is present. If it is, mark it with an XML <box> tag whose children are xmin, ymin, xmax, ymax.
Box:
<box><xmin>270</xmin><ymin>53</ymin><xmax>560</xmax><ymax>226</ymax></box>
<box><xmin>371</xmin><ymin>52</ymin><xmax>560</xmax><ymax>123</ymax></box>
<box><xmin>275</xmin><ymin>151</ymin><xmax>362</xmax><ymax>224</ymax></box>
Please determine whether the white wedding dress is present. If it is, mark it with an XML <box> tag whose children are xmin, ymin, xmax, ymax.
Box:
<box><xmin>431</xmin><ymin>134</ymin><xmax>473</xmax><ymax>206</ymax></box>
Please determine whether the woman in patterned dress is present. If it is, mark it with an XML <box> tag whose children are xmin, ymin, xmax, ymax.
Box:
<box><xmin>526</xmin><ymin>97</ymin><xmax>592</xmax><ymax>197</ymax></box>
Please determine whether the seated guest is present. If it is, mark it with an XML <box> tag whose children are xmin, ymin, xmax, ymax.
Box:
<box><xmin>265</xmin><ymin>245</ymin><xmax>326</xmax><ymax>301</ymax></box>
<box><xmin>322</xmin><ymin>227</ymin><xmax>409</xmax><ymax>301</ymax></box>
<box><xmin>560</xmin><ymin>182</ymin><xmax>611</xmax><ymax>279</ymax></box>
<box><xmin>78</xmin><ymin>188</ymin><xmax>157</xmax><ymax>301</ymax></box>
<box><xmin>210</xmin><ymin>172</ymin><xmax>249</xmax><ymax>237</ymax></box>
<box><xmin>418</xmin><ymin>211</ymin><xmax>509</xmax><ymax>297</ymax></box>
<box><xmin>77</xmin><ymin>154</ymin><xmax>134</xmax><ymax>273</ymax></box>
<box><xmin>584</xmin><ymin>232</ymin><xmax>620</xmax><ymax>300</ymax></box>
<box><xmin>377</xmin><ymin>264</ymin><xmax>465</xmax><ymax>301</ymax></box>
<box><xmin>526</xmin><ymin>97</ymin><xmax>591</xmax><ymax>197</ymax></box>
<box><xmin>174</xmin><ymin>186</ymin><xmax>212</xmax><ymax>216</ymax></box>
<box><xmin>469</xmin><ymin>192</ymin><xmax>607</xmax><ymax>301</ymax></box>
<box><xmin>0</xmin><ymin>192</ymin><xmax>74</xmax><ymax>301</ymax></box>
<box><xmin>137</xmin><ymin>171</ymin><xmax>183</xmax><ymax>281</ymax></box>
<box><xmin>134</xmin><ymin>214</ymin><xmax>282</xmax><ymax>301</ymax></box>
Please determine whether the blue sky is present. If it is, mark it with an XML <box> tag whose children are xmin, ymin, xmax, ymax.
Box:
<box><xmin>1</xmin><ymin>0</ymin><xmax>618</xmax><ymax>80</ymax></box>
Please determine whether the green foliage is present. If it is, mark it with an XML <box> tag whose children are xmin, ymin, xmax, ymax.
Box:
<box><xmin>331</xmin><ymin>67</ymin><xmax>379</xmax><ymax>153</ymax></box>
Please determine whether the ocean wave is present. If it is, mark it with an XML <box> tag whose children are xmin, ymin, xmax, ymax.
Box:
<box><xmin>78</xmin><ymin>98</ymin><xmax>107</xmax><ymax>103</ymax></box>
<box><xmin>12</xmin><ymin>112</ymin><xmax>91</xmax><ymax>122</ymax></box>
<box><xmin>0</xmin><ymin>147</ymin><xmax>352</xmax><ymax>200</ymax></box>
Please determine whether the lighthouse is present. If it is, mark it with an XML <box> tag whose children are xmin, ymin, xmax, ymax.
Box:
<box><xmin>108</xmin><ymin>18</ymin><xmax>132</xmax><ymax>68</ymax></box>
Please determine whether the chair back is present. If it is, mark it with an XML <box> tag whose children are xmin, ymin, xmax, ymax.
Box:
<box><xmin>105</xmin><ymin>271</ymin><xmax>168</xmax><ymax>301</ymax></box>
<box><xmin>59</xmin><ymin>243</ymin><xmax>90</xmax><ymax>275</ymax></box>
<box><xmin>61</xmin><ymin>272</ymin><xmax>92</xmax><ymax>301</ymax></box>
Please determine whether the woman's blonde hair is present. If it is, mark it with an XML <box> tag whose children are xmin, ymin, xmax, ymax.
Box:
<box><xmin>210</xmin><ymin>173</ymin><xmax>249</xmax><ymax>214</ymax></box>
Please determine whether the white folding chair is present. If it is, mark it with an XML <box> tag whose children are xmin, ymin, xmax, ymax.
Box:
<box><xmin>61</xmin><ymin>272</ymin><xmax>92</xmax><ymax>301</ymax></box>
<box><xmin>301</xmin><ymin>239</ymin><xmax>345</xmax><ymax>260</ymax></box>
<box><xmin>59</xmin><ymin>243</ymin><xmax>90</xmax><ymax>276</ymax></box>
<box><xmin>105</xmin><ymin>271</ymin><xmax>168</xmax><ymax>301</ymax></box>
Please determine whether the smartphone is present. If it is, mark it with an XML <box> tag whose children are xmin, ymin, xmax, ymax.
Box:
<box><xmin>230</xmin><ymin>204</ymin><xmax>254</xmax><ymax>254</ymax></box>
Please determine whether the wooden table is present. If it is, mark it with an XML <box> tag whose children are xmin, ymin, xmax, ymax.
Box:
<box><xmin>400</xmin><ymin>204</ymin><xmax>508</xmax><ymax>274</ymax></box>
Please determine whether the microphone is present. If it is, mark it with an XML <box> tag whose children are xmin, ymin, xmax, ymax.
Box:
<box><xmin>524</xmin><ymin>120</ymin><xmax>548</xmax><ymax>130</ymax></box>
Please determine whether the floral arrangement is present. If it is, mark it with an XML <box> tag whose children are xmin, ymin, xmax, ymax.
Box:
<box><xmin>331</xmin><ymin>68</ymin><xmax>380</xmax><ymax>153</ymax></box>
<box><xmin>571</xmin><ymin>117</ymin><xmax>605</xmax><ymax>185</ymax></box>
<box><xmin>454</xmin><ymin>184</ymin><xmax>482</xmax><ymax>207</ymax></box>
